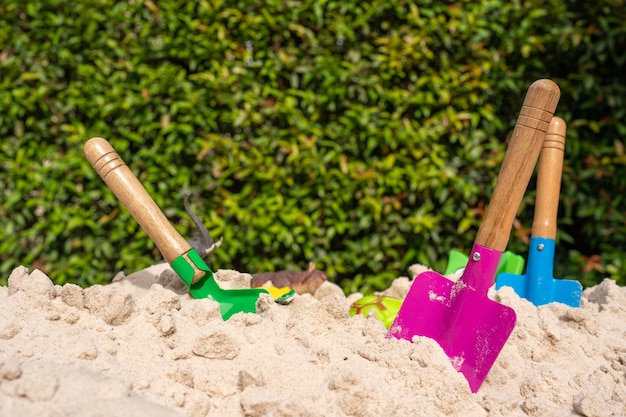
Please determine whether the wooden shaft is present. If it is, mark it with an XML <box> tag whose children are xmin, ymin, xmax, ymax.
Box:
<box><xmin>84</xmin><ymin>137</ymin><xmax>191</xmax><ymax>263</ymax></box>
<box><xmin>475</xmin><ymin>79</ymin><xmax>560</xmax><ymax>251</ymax></box>
<box><xmin>531</xmin><ymin>117</ymin><xmax>566</xmax><ymax>239</ymax></box>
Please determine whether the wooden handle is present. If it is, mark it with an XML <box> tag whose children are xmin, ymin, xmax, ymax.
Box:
<box><xmin>84</xmin><ymin>137</ymin><xmax>191</xmax><ymax>263</ymax></box>
<box><xmin>531</xmin><ymin>117</ymin><xmax>566</xmax><ymax>239</ymax></box>
<box><xmin>475</xmin><ymin>79</ymin><xmax>561</xmax><ymax>251</ymax></box>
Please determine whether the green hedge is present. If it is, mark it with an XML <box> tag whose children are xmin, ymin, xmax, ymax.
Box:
<box><xmin>1</xmin><ymin>0</ymin><xmax>625</xmax><ymax>292</ymax></box>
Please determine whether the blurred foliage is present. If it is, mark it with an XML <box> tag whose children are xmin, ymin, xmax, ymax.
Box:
<box><xmin>1</xmin><ymin>0</ymin><xmax>625</xmax><ymax>292</ymax></box>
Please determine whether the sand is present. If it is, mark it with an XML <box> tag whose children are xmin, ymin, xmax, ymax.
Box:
<box><xmin>1</xmin><ymin>264</ymin><xmax>625</xmax><ymax>417</ymax></box>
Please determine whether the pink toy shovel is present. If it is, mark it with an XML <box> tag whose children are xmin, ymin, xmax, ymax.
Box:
<box><xmin>388</xmin><ymin>79</ymin><xmax>561</xmax><ymax>392</ymax></box>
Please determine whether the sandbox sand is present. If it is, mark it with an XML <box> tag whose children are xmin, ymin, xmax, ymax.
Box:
<box><xmin>1</xmin><ymin>264</ymin><xmax>625</xmax><ymax>417</ymax></box>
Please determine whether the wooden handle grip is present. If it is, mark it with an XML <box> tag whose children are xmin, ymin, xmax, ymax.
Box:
<box><xmin>531</xmin><ymin>117</ymin><xmax>566</xmax><ymax>239</ymax></box>
<box><xmin>475</xmin><ymin>79</ymin><xmax>561</xmax><ymax>251</ymax></box>
<box><xmin>84</xmin><ymin>137</ymin><xmax>191</xmax><ymax>263</ymax></box>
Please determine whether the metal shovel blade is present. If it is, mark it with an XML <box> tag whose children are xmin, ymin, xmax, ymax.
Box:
<box><xmin>388</xmin><ymin>79</ymin><xmax>561</xmax><ymax>392</ymax></box>
<box><xmin>171</xmin><ymin>249</ymin><xmax>268</xmax><ymax>320</ymax></box>
<box><xmin>389</xmin><ymin>244</ymin><xmax>516</xmax><ymax>392</ymax></box>
<box><xmin>496</xmin><ymin>237</ymin><xmax>582</xmax><ymax>307</ymax></box>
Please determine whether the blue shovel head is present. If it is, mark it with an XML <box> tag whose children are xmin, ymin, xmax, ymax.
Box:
<box><xmin>496</xmin><ymin>237</ymin><xmax>582</xmax><ymax>307</ymax></box>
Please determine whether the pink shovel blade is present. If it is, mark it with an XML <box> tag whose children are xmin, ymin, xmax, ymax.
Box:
<box><xmin>388</xmin><ymin>244</ymin><xmax>516</xmax><ymax>392</ymax></box>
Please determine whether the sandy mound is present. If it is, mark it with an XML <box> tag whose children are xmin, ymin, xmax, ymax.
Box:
<box><xmin>1</xmin><ymin>264</ymin><xmax>625</xmax><ymax>417</ymax></box>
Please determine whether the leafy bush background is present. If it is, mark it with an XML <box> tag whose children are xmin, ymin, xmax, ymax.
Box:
<box><xmin>1</xmin><ymin>0</ymin><xmax>625</xmax><ymax>292</ymax></box>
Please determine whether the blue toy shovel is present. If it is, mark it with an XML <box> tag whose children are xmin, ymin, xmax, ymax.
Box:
<box><xmin>496</xmin><ymin>117</ymin><xmax>582</xmax><ymax>307</ymax></box>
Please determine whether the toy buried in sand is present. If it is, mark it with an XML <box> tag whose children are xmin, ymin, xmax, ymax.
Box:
<box><xmin>496</xmin><ymin>117</ymin><xmax>582</xmax><ymax>307</ymax></box>
<box><xmin>84</xmin><ymin>137</ymin><xmax>294</xmax><ymax>320</ymax></box>
<box><xmin>349</xmin><ymin>295</ymin><xmax>402</xmax><ymax>329</ymax></box>
<box><xmin>250</xmin><ymin>262</ymin><xmax>328</xmax><ymax>295</ymax></box>
<box><xmin>388</xmin><ymin>79</ymin><xmax>561</xmax><ymax>393</ymax></box>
